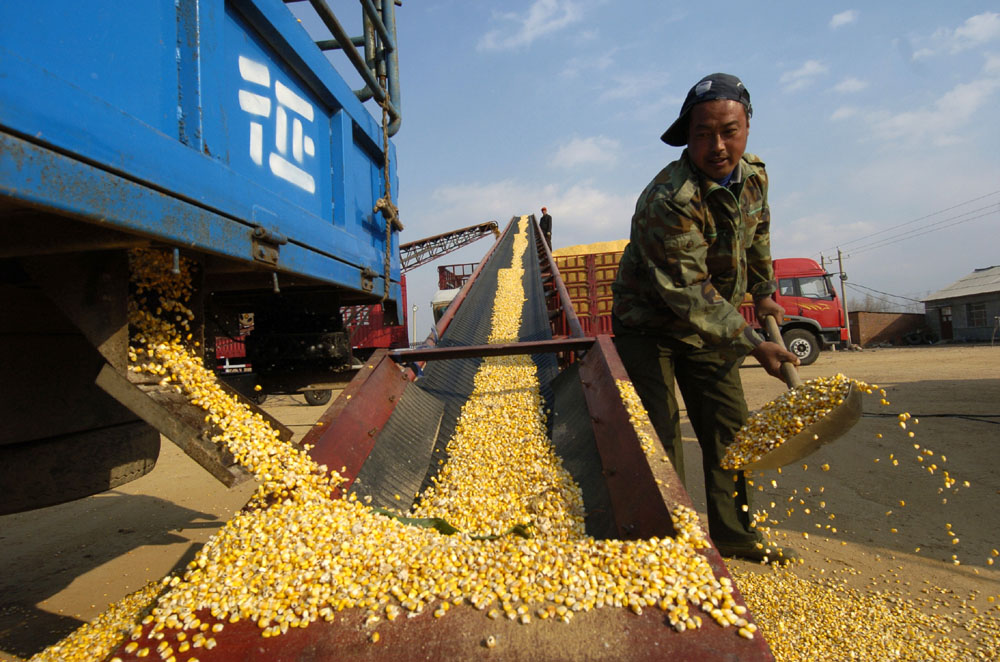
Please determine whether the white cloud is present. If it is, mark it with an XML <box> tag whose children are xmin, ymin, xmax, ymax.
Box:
<box><xmin>553</xmin><ymin>183</ymin><xmax>636</xmax><ymax>239</ymax></box>
<box><xmin>590</xmin><ymin>70</ymin><xmax>678</xmax><ymax>124</ymax></box>
<box><xmin>610</xmin><ymin>91</ymin><xmax>678</xmax><ymax>126</ymax></box>
<box><xmin>830</xmin><ymin>106</ymin><xmax>858</xmax><ymax>121</ymax></box>
<box><xmin>599</xmin><ymin>72</ymin><xmax>653</xmax><ymax>101</ymax></box>
<box><xmin>780</xmin><ymin>60</ymin><xmax>829</xmax><ymax>92</ymax></box>
<box><xmin>431</xmin><ymin>179</ymin><xmax>551</xmax><ymax>221</ymax></box>
<box><xmin>550</xmin><ymin>136</ymin><xmax>620</xmax><ymax>168</ymax></box>
<box><xmin>951</xmin><ymin>12</ymin><xmax>1000</xmax><ymax>52</ymax></box>
<box><xmin>829</xmin><ymin>10</ymin><xmax>858</xmax><ymax>30</ymax></box>
<box><xmin>561</xmin><ymin>50</ymin><xmax>616</xmax><ymax>79</ymax></box>
<box><xmin>772</xmin><ymin>148</ymin><xmax>1000</xmax><ymax>302</ymax></box>
<box><xmin>773</xmin><ymin>210</ymin><xmax>873</xmax><ymax>258</ymax></box>
<box><xmin>867</xmin><ymin>76</ymin><xmax>1000</xmax><ymax>146</ymax></box>
<box><xmin>429</xmin><ymin>178</ymin><xmax>633</xmax><ymax>244</ymax></box>
<box><xmin>912</xmin><ymin>11</ymin><xmax>1000</xmax><ymax>59</ymax></box>
<box><xmin>833</xmin><ymin>77</ymin><xmax>868</xmax><ymax>93</ymax></box>
<box><xmin>842</xmin><ymin>152</ymin><xmax>1000</xmax><ymax>242</ymax></box>
<box><xmin>986</xmin><ymin>53</ymin><xmax>1000</xmax><ymax>74</ymax></box>
<box><xmin>477</xmin><ymin>0</ymin><xmax>582</xmax><ymax>52</ymax></box>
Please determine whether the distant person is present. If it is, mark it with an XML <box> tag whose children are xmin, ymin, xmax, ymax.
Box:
<box><xmin>539</xmin><ymin>207</ymin><xmax>552</xmax><ymax>249</ymax></box>
<box><xmin>611</xmin><ymin>73</ymin><xmax>801</xmax><ymax>564</ymax></box>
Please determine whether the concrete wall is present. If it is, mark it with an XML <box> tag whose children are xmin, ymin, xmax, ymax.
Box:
<box><xmin>924</xmin><ymin>293</ymin><xmax>1000</xmax><ymax>342</ymax></box>
<box><xmin>849</xmin><ymin>311</ymin><xmax>927</xmax><ymax>346</ymax></box>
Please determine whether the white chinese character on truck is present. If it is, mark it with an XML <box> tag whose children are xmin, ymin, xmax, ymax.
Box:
<box><xmin>238</xmin><ymin>55</ymin><xmax>317</xmax><ymax>194</ymax></box>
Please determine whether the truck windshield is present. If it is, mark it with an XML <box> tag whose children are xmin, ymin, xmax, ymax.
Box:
<box><xmin>780</xmin><ymin>276</ymin><xmax>834</xmax><ymax>300</ymax></box>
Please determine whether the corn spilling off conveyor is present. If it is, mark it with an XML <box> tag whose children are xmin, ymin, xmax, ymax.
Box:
<box><xmin>49</xmin><ymin>217</ymin><xmax>774</xmax><ymax>662</ymax></box>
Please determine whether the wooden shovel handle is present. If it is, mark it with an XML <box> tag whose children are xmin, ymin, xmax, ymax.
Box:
<box><xmin>763</xmin><ymin>315</ymin><xmax>803</xmax><ymax>388</ymax></box>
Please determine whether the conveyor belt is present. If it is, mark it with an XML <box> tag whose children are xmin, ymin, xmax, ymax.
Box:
<box><xmin>355</xmin><ymin>218</ymin><xmax>593</xmax><ymax>520</ymax></box>
<box><xmin>416</xmin><ymin>219</ymin><xmax>518</xmax><ymax>454</ymax></box>
<box><xmin>350</xmin><ymin>222</ymin><xmax>515</xmax><ymax>509</ymax></box>
<box><xmin>419</xmin><ymin>220</ymin><xmax>558</xmax><ymax>462</ymax></box>
<box><xmin>422</xmin><ymin>219</ymin><xmax>557</xmax><ymax>419</ymax></box>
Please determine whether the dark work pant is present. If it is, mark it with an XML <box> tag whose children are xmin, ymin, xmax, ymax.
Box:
<box><xmin>613</xmin><ymin>333</ymin><xmax>758</xmax><ymax>545</ymax></box>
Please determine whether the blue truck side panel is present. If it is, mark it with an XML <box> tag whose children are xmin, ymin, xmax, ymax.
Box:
<box><xmin>0</xmin><ymin>0</ymin><xmax>401</xmax><ymax>303</ymax></box>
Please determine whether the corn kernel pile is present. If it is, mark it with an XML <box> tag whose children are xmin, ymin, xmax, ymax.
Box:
<box><xmin>29</xmin><ymin>582</ymin><xmax>163</xmax><ymax>662</ymax></box>
<box><xmin>733</xmin><ymin>568</ymin><xmax>999</xmax><ymax>661</ymax></box>
<box><xmin>32</xmin><ymin>223</ymin><xmax>758</xmax><ymax>661</ymax></box>
<box><xmin>720</xmin><ymin>373</ymin><xmax>874</xmax><ymax>470</ymax></box>
<box><xmin>615</xmin><ymin>380</ymin><xmax>658</xmax><ymax>460</ymax></box>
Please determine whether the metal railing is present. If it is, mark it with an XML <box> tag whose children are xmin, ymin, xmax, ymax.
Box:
<box><xmin>286</xmin><ymin>0</ymin><xmax>402</xmax><ymax>135</ymax></box>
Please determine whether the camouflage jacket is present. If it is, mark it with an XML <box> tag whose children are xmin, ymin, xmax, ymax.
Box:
<box><xmin>611</xmin><ymin>150</ymin><xmax>775</xmax><ymax>354</ymax></box>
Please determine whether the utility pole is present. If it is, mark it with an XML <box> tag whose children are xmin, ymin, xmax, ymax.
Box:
<box><xmin>837</xmin><ymin>248</ymin><xmax>853</xmax><ymax>348</ymax></box>
<box><xmin>820</xmin><ymin>254</ymin><xmax>826</xmax><ymax>271</ymax></box>
<box><xmin>411</xmin><ymin>304</ymin><xmax>418</xmax><ymax>346</ymax></box>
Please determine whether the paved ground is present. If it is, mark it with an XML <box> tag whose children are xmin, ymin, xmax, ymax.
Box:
<box><xmin>1</xmin><ymin>345</ymin><xmax>998</xmax><ymax>660</ymax></box>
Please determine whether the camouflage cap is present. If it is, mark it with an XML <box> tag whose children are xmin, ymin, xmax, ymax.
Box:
<box><xmin>661</xmin><ymin>73</ymin><xmax>753</xmax><ymax>146</ymax></box>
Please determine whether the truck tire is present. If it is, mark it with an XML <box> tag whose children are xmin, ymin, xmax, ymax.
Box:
<box><xmin>304</xmin><ymin>389</ymin><xmax>333</xmax><ymax>406</ymax></box>
<box><xmin>0</xmin><ymin>422</ymin><xmax>160</xmax><ymax>515</ymax></box>
<box><xmin>782</xmin><ymin>328</ymin><xmax>820</xmax><ymax>366</ymax></box>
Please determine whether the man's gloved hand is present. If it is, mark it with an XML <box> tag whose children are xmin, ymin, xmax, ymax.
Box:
<box><xmin>750</xmin><ymin>340</ymin><xmax>800</xmax><ymax>380</ymax></box>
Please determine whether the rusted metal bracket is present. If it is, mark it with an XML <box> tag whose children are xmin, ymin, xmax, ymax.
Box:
<box><xmin>360</xmin><ymin>266</ymin><xmax>377</xmax><ymax>292</ymax></box>
<box><xmin>251</xmin><ymin>225</ymin><xmax>287</xmax><ymax>266</ymax></box>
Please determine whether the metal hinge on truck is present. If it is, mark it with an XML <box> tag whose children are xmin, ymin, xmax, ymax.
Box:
<box><xmin>251</xmin><ymin>225</ymin><xmax>288</xmax><ymax>266</ymax></box>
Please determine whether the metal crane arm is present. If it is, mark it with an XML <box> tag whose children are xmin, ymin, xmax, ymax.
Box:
<box><xmin>399</xmin><ymin>221</ymin><xmax>499</xmax><ymax>272</ymax></box>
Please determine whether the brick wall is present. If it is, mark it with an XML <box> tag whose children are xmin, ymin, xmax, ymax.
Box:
<box><xmin>849</xmin><ymin>312</ymin><xmax>926</xmax><ymax>346</ymax></box>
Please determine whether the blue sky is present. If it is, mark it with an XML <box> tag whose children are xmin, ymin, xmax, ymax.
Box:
<box><xmin>297</xmin><ymin>2</ymin><xmax>1000</xmax><ymax>339</ymax></box>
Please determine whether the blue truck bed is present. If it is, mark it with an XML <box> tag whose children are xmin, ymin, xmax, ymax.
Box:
<box><xmin>0</xmin><ymin>0</ymin><xmax>404</xmax><ymax>513</ymax></box>
<box><xmin>0</xmin><ymin>0</ymin><xmax>401</xmax><ymax>302</ymax></box>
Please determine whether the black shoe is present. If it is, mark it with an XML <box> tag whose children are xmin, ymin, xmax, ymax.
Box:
<box><xmin>716</xmin><ymin>539</ymin><xmax>800</xmax><ymax>566</ymax></box>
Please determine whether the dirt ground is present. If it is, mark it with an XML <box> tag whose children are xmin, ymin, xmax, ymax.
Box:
<box><xmin>1</xmin><ymin>345</ymin><xmax>998</xmax><ymax>660</ymax></box>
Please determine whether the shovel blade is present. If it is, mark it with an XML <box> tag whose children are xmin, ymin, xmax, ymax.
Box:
<box><xmin>739</xmin><ymin>382</ymin><xmax>863</xmax><ymax>471</ymax></box>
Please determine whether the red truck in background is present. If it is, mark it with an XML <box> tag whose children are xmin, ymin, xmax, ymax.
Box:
<box><xmin>547</xmin><ymin>246</ymin><xmax>847</xmax><ymax>366</ymax></box>
<box><xmin>339</xmin><ymin>273</ymin><xmax>410</xmax><ymax>362</ymax></box>
<box><xmin>739</xmin><ymin>257</ymin><xmax>849</xmax><ymax>365</ymax></box>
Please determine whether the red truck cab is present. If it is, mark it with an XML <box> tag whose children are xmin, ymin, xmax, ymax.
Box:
<box><xmin>740</xmin><ymin>258</ymin><xmax>849</xmax><ymax>365</ymax></box>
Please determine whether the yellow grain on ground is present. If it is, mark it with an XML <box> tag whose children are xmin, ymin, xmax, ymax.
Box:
<box><xmin>721</xmin><ymin>361</ymin><xmax>998</xmax><ymax>660</ymax></box>
<box><xmin>733</xmin><ymin>568</ymin><xmax>999</xmax><ymax>661</ymax></box>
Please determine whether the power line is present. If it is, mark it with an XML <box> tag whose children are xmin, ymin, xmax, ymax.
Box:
<box><xmin>845</xmin><ymin>282</ymin><xmax>923</xmax><ymax>309</ymax></box>
<box><xmin>818</xmin><ymin>188</ymin><xmax>1000</xmax><ymax>254</ymax></box>
<box><xmin>814</xmin><ymin>188</ymin><xmax>1000</xmax><ymax>258</ymax></box>
<box><xmin>848</xmin><ymin>205</ymin><xmax>999</xmax><ymax>256</ymax></box>
<box><xmin>846</xmin><ymin>281</ymin><xmax>923</xmax><ymax>303</ymax></box>
<box><xmin>845</xmin><ymin>284</ymin><xmax>901</xmax><ymax>309</ymax></box>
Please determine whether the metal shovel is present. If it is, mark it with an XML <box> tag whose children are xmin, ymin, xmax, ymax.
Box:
<box><xmin>738</xmin><ymin>315</ymin><xmax>863</xmax><ymax>471</ymax></box>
